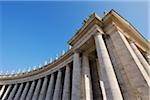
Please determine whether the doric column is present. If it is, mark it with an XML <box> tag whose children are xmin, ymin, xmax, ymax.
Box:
<box><xmin>2</xmin><ymin>85</ymin><xmax>12</xmax><ymax>100</ymax></box>
<box><xmin>14</xmin><ymin>83</ymin><xmax>24</xmax><ymax>100</ymax></box>
<box><xmin>82</xmin><ymin>55</ymin><xmax>93</xmax><ymax>100</ymax></box>
<box><xmin>94</xmin><ymin>31</ymin><xmax>123</xmax><ymax>100</ymax></box>
<box><xmin>107</xmin><ymin>23</ymin><xmax>150</xmax><ymax>99</ymax></box>
<box><xmin>53</xmin><ymin>70</ymin><xmax>63</xmax><ymax>100</ymax></box>
<box><xmin>8</xmin><ymin>84</ymin><xmax>18</xmax><ymax>99</ymax></box>
<box><xmin>71</xmin><ymin>52</ymin><xmax>81</xmax><ymax>100</ymax></box>
<box><xmin>45</xmin><ymin>74</ymin><xmax>55</xmax><ymax>100</ymax></box>
<box><xmin>130</xmin><ymin>41</ymin><xmax>150</xmax><ymax>76</ymax></box>
<box><xmin>20</xmin><ymin>82</ymin><xmax>29</xmax><ymax>100</ymax></box>
<box><xmin>32</xmin><ymin>79</ymin><xmax>42</xmax><ymax>100</ymax></box>
<box><xmin>0</xmin><ymin>85</ymin><xmax>5</xmax><ymax>98</ymax></box>
<box><xmin>26</xmin><ymin>81</ymin><xmax>35</xmax><ymax>100</ymax></box>
<box><xmin>38</xmin><ymin>76</ymin><xmax>48</xmax><ymax>100</ymax></box>
<box><xmin>62</xmin><ymin>65</ymin><xmax>71</xmax><ymax>100</ymax></box>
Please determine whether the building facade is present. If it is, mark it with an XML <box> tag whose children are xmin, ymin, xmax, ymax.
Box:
<box><xmin>0</xmin><ymin>10</ymin><xmax>150</xmax><ymax>100</ymax></box>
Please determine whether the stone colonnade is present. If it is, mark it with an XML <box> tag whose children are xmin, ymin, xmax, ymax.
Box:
<box><xmin>0</xmin><ymin>26</ymin><xmax>149</xmax><ymax>100</ymax></box>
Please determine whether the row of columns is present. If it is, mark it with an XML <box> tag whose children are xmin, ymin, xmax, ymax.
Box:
<box><xmin>0</xmin><ymin>27</ymin><xmax>149</xmax><ymax>100</ymax></box>
<box><xmin>2</xmin><ymin>85</ymin><xmax>12</xmax><ymax>100</ymax></box>
<box><xmin>0</xmin><ymin>66</ymin><xmax>71</xmax><ymax>100</ymax></box>
<box><xmin>20</xmin><ymin>82</ymin><xmax>29</xmax><ymax>100</ymax></box>
<box><xmin>94</xmin><ymin>31</ymin><xmax>123</xmax><ymax>100</ymax></box>
<box><xmin>0</xmin><ymin>30</ymin><xmax>124</xmax><ymax>100</ymax></box>
<box><xmin>71</xmin><ymin>29</ymin><xmax>123</xmax><ymax>100</ymax></box>
<box><xmin>38</xmin><ymin>76</ymin><xmax>48</xmax><ymax>100</ymax></box>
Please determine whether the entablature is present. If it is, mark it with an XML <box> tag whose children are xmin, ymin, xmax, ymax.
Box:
<box><xmin>102</xmin><ymin>9</ymin><xmax>150</xmax><ymax>53</ymax></box>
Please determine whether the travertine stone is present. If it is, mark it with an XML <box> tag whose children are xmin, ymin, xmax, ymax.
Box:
<box><xmin>104</xmin><ymin>34</ymin><xmax>134</xmax><ymax>100</ymax></box>
<box><xmin>0</xmin><ymin>85</ymin><xmax>5</xmax><ymax>98</ymax></box>
<box><xmin>20</xmin><ymin>82</ymin><xmax>29</xmax><ymax>100</ymax></box>
<box><xmin>45</xmin><ymin>74</ymin><xmax>55</xmax><ymax>100</ymax></box>
<box><xmin>8</xmin><ymin>84</ymin><xmax>18</xmax><ymax>99</ymax></box>
<box><xmin>62</xmin><ymin>65</ymin><xmax>71</xmax><ymax>100</ymax></box>
<box><xmin>109</xmin><ymin>29</ymin><xmax>150</xmax><ymax>99</ymax></box>
<box><xmin>130</xmin><ymin>41</ymin><xmax>150</xmax><ymax>76</ymax></box>
<box><xmin>94</xmin><ymin>32</ymin><xmax>123</xmax><ymax>100</ymax></box>
<box><xmin>71</xmin><ymin>52</ymin><xmax>81</xmax><ymax>100</ymax></box>
<box><xmin>14</xmin><ymin>83</ymin><xmax>24</xmax><ymax>100</ymax></box>
<box><xmin>38</xmin><ymin>76</ymin><xmax>48</xmax><ymax>100</ymax></box>
<box><xmin>2</xmin><ymin>85</ymin><xmax>12</xmax><ymax>100</ymax></box>
<box><xmin>53</xmin><ymin>70</ymin><xmax>63</xmax><ymax>100</ymax></box>
<box><xmin>32</xmin><ymin>79</ymin><xmax>42</xmax><ymax>100</ymax></box>
<box><xmin>26</xmin><ymin>81</ymin><xmax>36</xmax><ymax>100</ymax></box>
<box><xmin>96</xmin><ymin>59</ymin><xmax>107</xmax><ymax>100</ymax></box>
<box><xmin>82</xmin><ymin>55</ymin><xmax>93</xmax><ymax>100</ymax></box>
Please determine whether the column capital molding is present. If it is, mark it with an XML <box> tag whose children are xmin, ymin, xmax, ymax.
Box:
<box><xmin>65</xmin><ymin>64</ymin><xmax>69</xmax><ymax>68</ymax></box>
<box><xmin>73</xmin><ymin>49</ymin><xmax>81</xmax><ymax>54</ymax></box>
<box><xmin>105</xmin><ymin>22</ymin><xmax>120</xmax><ymax>35</ymax></box>
<box><xmin>93</xmin><ymin>26</ymin><xmax>104</xmax><ymax>37</ymax></box>
<box><xmin>129</xmin><ymin>39</ymin><xmax>135</xmax><ymax>44</ymax></box>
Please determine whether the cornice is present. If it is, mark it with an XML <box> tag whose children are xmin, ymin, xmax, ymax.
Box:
<box><xmin>102</xmin><ymin>9</ymin><xmax>150</xmax><ymax>52</ymax></box>
<box><xmin>0</xmin><ymin>49</ymin><xmax>73</xmax><ymax>84</ymax></box>
<box><xmin>68</xmin><ymin>12</ymin><xmax>102</xmax><ymax>46</ymax></box>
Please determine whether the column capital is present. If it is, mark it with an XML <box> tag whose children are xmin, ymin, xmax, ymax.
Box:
<box><xmin>93</xmin><ymin>27</ymin><xmax>104</xmax><ymax>37</ymax></box>
<box><xmin>129</xmin><ymin>40</ymin><xmax>135</xmax><ymax>44</ymax></box>
<box><xmin>105</xmin><ymin>22</ymin><xmax>120</xmax><ymax>35</ymax></box>
<box><xmin>65</xmin><ymin>64</ymin><xmax>69</xmax><ymax>68</ymax></box>
<box><xmin>73</xmin><ymin>49</ymin><xmax>81</xmax><ymax>55</ymax></box>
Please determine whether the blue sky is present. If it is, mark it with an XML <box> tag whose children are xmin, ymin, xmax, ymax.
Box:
<box><xmin>0</xmin><ymin>1</ymin><xmax>149</xmax><ymax>74</ymax></box>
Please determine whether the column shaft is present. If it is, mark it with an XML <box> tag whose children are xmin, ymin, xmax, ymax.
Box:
<box><xmin>109</xmin><ymin>28</ymin><xmax>150</xmax><ymax>99</ymax></box>
<box><xmin>82</xmin><ymin>55</ymin><xmax>93</xmax><ymax>100</ymax></box>
<box><xmin>20</xmin><ymin>82</ymin><xmax>29</xmax><ymax>100</ymax></box>
<box><xmin>90</xmin><ymin>60</ymin><xmax>103</xmax><ymax>100</ymax></box>
<box><xmin>104</xmin><ymin>34</ymin><xmax>133</xmax><ymax>100</ymax></box>
<box><xmin>45</xmin><ymin>74</ymin><xmax>55</xmax><ymax>100</ymax></box>
<box><xmin>71</xmin><ymin>52</ymin><xmax>81</xmax><ymax>100</ymax></box>
<box><xmin>130</xmin><ymin>41</ymin><xmax>150</xmax><ymax>76</ymax></box>
<box><xmin>8</xmin><ymin>84</ymin><xmax>18</xmax><ymax>99</ymax></box>
<box><xmin>26</xmin><ymin>81</ymin><xmax>35</xmax><ymax>100</ymax></box>
<box><xmin>2</xmin><ymin>85</ymin><xmax>12</xmax><ymax>100</ymax></box>
<box><xmin>32</xmin><ymin>79</ymin><xmax>42</xmax><ymax>100</ymax></box>
<box><xmin>14</xmin><ymin>83</ymin><xmax>24</xmax><ymax>100</ymax></box>
<box><xmin>94</xmin><ymin>33</ymin><xmax>123</xmax><ymax>100</ymax></box>
<box><xmin>62</xmin><ymin>65</ymin><xmax>71</xmax><ymax>100</ymax></box>
<box><xmin>53</xmin><ymin>70</ymin><xmax>62</xmax><ymax>100</ymax></box>
<box><xmin>0</xmin><ymin>85</ymin><xmax>5</xmax><ymax>98</ymax></box>
<box><xmin>38</xmin><ymin>76</ymin><xmax>48</xmax><ymax>100</ymax></box>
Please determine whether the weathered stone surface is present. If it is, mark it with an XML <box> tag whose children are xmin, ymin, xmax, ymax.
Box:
<box><xmin>32</xmin><ymin>79</ymin><xmax>42</xmax><ymax>100</ymax></box>
<box><xmin>71</xmin><ymin>52</ymin><xmax>81</xmax><ymax>100</ymax></box>
<box><xmin>94</xmin><ymin>32</ymin><xmax>123</xmax><ymax>100</ymax></box>
<box><xmin>82</xmin><ymin>55</ymin><xmax>93</xmax><ymax>100</ymax></box>
<box><xmin>62</xmin><ymin>65</ymin><xmax>71</xmax><ymax>100</ymax></box>
<box><xmin>53</xmin><ymin>70</ymin><xmax>63</xmax><ymax>100</ymax></box>
<box><xmin>38</xmin><ymin>76</ymin><xmax>48</xmax><ymax>100</ymax></box>
<box><xmin>45</xmin><ymin>74</ymin><xmax>55</xmax><ymax>100</ymax></box>
<box><xmin>20</xmin><ymin>82</ymin><xmax>29</xmax><ymax>100</ymax></box>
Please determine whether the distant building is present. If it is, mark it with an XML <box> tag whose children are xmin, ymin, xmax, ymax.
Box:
<box><xmin>0</xmin><ymin>9</ymin><xmax>150</xmax><ymax>100</ymax></box>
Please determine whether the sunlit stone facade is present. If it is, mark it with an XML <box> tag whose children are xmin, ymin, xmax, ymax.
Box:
<box><xmin>0</xmin><ymin>10</ymin><xmax>150</xmax><ymax>100</ymax></box>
